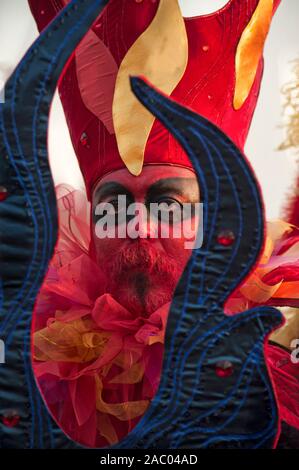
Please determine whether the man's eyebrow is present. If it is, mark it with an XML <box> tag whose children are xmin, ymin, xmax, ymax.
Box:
<box><xmin>146</xmin><ymin>177</ymin><xmax>197</xmax><ymax>199</ymax></box>
<box><xmin>94</xmin><ymin>182</ymin><xmax>131</xmax><ymax>201</ymax></box>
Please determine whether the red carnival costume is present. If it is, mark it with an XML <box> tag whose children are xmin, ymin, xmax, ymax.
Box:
<box><xmin>28</xmin><ymin>0</ymin><xmax>299</xmax><ymax>448</ymax></box>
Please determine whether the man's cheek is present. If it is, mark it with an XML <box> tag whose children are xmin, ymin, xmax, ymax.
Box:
<box><xmin>178</xmin><ymin>212</ymin><xmax>201</xmax><ymax>250</ymax></box>
<box><xmin>160</xmin><ymin>237</ymin><xmax>193</xmax><ymax>266</ymax></box>
<box><xmin>163</xmin><ymin>216</ymin><xmax>199</xmax><ymax>251</ymax></box>
<box><xmin>93</xmin><ymin>234</ymin><xmax>124</xmax><ymax>263</ymax></box>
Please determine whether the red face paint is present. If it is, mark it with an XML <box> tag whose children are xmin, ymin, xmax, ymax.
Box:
<box><xmin>91</xmin><ymin>165</ymin><xmax>200</xmax><ymax>317</ymax></box>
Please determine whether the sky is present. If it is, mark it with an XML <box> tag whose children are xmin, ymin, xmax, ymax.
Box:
<box><xmin>0</xmin><ymin>0</ymin><xmax>298</xmax><ymax>220</ymax></box>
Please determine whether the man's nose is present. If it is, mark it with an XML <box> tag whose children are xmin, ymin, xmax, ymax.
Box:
<box><xmin>137</xmin><ymin>210</ymin><xmax>158</xmax><ymax>239</ymax></box>
<box><xmin>139</xmin><ymin>215</ymin><xmax>156</xmax><ymax>239</ymax></box>
<box><xmin>130</xmin><ymin>204</ymin><xmax>158</xmax><ymax>239</ymax></box>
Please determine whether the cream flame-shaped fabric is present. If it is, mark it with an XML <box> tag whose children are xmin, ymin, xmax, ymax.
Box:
<box><xmin>234</xmin><ymin>0</ymin><xmax>274</xmax><ymax>110</ymax></box>
<box><xmin>112</xmin><ymin>0</ymin><xmax>188</xmax><ymax>175</ymax></box>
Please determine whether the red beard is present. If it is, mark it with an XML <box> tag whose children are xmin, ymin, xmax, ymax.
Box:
<box><xmin>101</xmin><ymin>240</ymin><xmax>182</xmax><ymax>317</ymax></box>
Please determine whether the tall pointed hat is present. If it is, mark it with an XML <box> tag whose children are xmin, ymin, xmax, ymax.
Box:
<box><xmin>28</xmin><ymin>0</ymin><xmax>281</xmax><ymax>198</ymax></box>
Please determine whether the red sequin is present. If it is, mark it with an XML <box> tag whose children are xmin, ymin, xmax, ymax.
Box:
<box><xmin>1</xmin><ymin>414</ymin><xmax>20</xmax><ymax>428</ymax></box>
<box><xmin>217</xmin><ymin>230</ymin><xmax>235</xmax><ymax>247</ymax></box>
<box><xmin>80</xmin><ymin>132</ymin><xmax>90</xmax><ymax>149</ymax></box>
<box><xmin>215</xmin><ymin>361</ymin><xmax>234</xmax><ymax>378</ymax></box>
<box><xmin>0</xmin><ymin>186</ymin><xmax>8</xmax><ymax>202</ymax></box>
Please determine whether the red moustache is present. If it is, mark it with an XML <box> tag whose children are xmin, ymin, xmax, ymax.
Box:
<box><xmin>104</xmin><ymin>240</ymin><xmax>180</xmax><ymax>279</ymax></box>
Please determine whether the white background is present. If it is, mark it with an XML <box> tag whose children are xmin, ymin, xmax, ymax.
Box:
<box><xmin>0</xmin><ymin>0</ymin><xmax>298</xmax><ymax>219</ymax></box>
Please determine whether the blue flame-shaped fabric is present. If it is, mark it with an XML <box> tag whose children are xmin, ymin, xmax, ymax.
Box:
<box><xmin>0</xmin><ymin>0</ymin><xmax>282</xmax><ymax>449</ymax></box>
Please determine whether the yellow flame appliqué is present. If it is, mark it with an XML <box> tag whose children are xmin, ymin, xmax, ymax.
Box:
<box><xmin>112</xmin><ymin>0</ymin><xmax>188</xmax><ymax>175</ymax></box>
<box><xmin>234</xmin><ymin>0</ymin><xmax>274</xmax><ymax>110</ymax></box>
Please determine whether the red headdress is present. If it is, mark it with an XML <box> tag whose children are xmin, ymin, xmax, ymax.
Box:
<box><xmin>28</xmin><ymin>0</ymin><xmax>281</xmax><ymax>199</ymax></box>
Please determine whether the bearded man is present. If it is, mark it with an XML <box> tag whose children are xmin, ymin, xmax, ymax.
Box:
<box><xmin>28</xmin><ymin>0</ymin><xmax>299</xmax><ymax>449</ymax></box>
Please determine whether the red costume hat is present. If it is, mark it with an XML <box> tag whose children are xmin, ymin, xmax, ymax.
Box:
<box><xmin>29</xmin><ymin>0</ymin><xmax>280</xmax><ymax>199</ymax></box>
<box><xmin>26</xmin><ymin>0</ymin><xmax>299</xmax><ymax>449</ymax></box>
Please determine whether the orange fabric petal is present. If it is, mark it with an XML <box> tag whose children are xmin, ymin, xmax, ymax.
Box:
<box><xmin>97</xmin><ymin>412</ymin><xmax>119</xmax><ymax>446</ymax></box>
<box><xmin>34</xmin><ymin>318</ymin><xmax>111</xmax><ymax>364</ymax></box>
<box><xmin>95</xmin><ymin>376</ymin><xmax>149</xmax><ymax>421</ymax></box>
<box><xmin>274</xmin><ymin>281</ymin><xmax>299</xmax><ymax>299</ymax></box>
<box><xmin>239</xmin><ymin>274</ymin><xmax>283</xmax><ymax>303</ymax></box>
<box><xmin>109</xmin><ymin>360</ymin><xmax>145</xmax><ymax>385</ymax></box>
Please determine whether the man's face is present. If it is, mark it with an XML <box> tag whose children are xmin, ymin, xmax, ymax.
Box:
<box><xmin>91</xmin><ymin>165</ymin><xmax>200</xmax><ymax>317</ymax></box>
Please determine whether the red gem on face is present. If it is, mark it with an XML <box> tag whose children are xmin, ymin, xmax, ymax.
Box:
<box><xmin>217</xmin><ymin>230</ymin><xmax>235</xmax><ymax>247</ymax></box>
<box><xmin>215</xmin><ymin>360</ymin><xmax>234</xmax><ymax>378</ymax></box>
<box><xmin>0</xmin><ymin>186</ymin><xmax>8</xmax><ymax>202</ymax></box>
<box><xmin>80</xmin><ymin>132</ymin><xmax>90</xmax><ymax>149</ymax></box>
<box><xmin>1</xmin><ymin>413</ymin><xmax>20</xmax><ymax>428</ymax></box>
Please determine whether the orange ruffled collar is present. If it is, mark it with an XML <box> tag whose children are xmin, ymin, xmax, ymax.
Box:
<box><xmin>33</xmin><ymin>258</ymin><xmax>170</xmax><ymax>447</ymax></box>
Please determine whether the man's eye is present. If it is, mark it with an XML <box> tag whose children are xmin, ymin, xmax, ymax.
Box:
<box><xmin>158</xmin><ymin>197</ymin><xmax>183</xmax><ymax>208</ymax></box>
<box><xmin>107</xmin><ymin>199</ymin><xmax>124</xmax><ymax>213</ymax></box>
<box><xmin>93</xmin><ymin>195</ymin><xmax>131</xmax><ymax>225</ymax></box>
<box><xmin>155</xmin><ymin>198</ymin><xmax>184</xmax><ymax>223</ymax></box>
